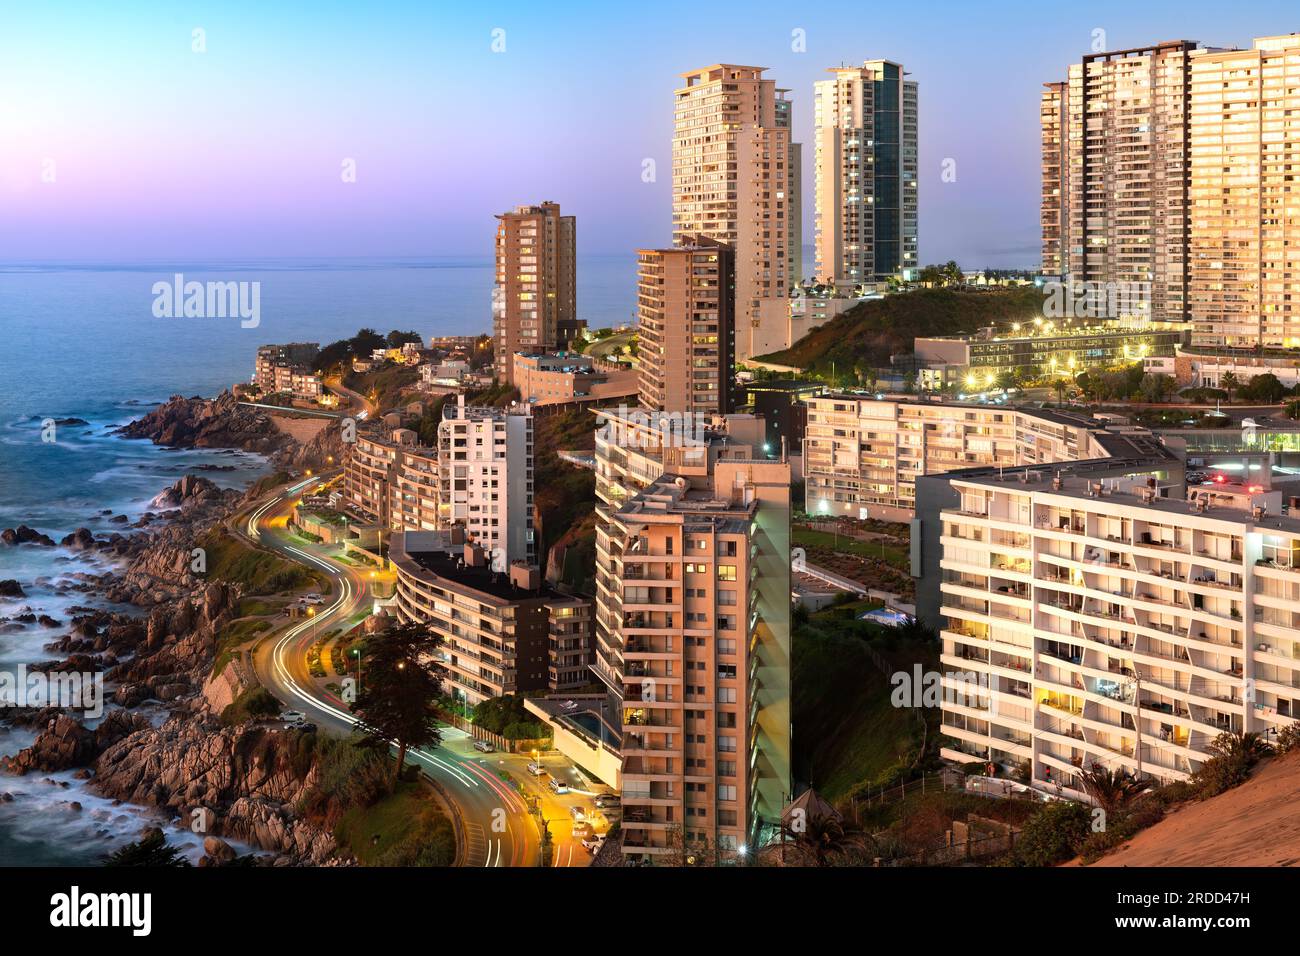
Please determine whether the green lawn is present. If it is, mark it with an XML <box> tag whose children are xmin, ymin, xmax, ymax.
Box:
<box><xmin>334</xmin><ymin>781</ymin><xmax>456</xmax><ymax>866</ymax></box>
<box><xmin>792</xmin><ymin>528</ymin><xmax>909</xmax><ymax>571</ymax></box>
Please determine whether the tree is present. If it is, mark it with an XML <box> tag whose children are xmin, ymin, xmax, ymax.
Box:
<box><xmin>1076</xmin><ymin>763</ymin><xmax>1152</xmax><ymax>816</ymax></box>
<box><xmin>103</xmin><ymin>829</ymin><xmax>192</xmax><ymax>867</ymax></box>
<box><xmin>1052</xmin><ymin>378</ymin><xmax>1070</xmax><ymax>405</ymax></box>
<box><xmin>776</xmin><ymin>803</ymin><xmax>869</xmax><ymax>867</ymax></box>
<box><xmin>1240</xmin><ymin>372</ymin><xmax>1286</xmax><ymax>404</ymax></box>
<box><xmin>1219</xmin><ymin>371</ymin><xmax>1239</xmax><ymax>401</ymax></box>
<box><xmin>350</xmin><ymin>621</ymin><xmax>447</xmax><ymax>790</ymax></box>
<box><xmin>1138</xmin><ymin>372</ymin><xmax>1176</xmax><ymax>404</ymax></box>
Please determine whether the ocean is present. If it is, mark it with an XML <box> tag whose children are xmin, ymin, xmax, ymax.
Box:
<box><xmin>0</xmin><ymin>256</ymin><xmax>637</xmax><ymax>864</ymax></box>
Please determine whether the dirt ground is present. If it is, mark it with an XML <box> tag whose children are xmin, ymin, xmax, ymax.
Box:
<box><xmin>1088</xmin><ymin>752</ymin><xmax>1300</xmax><ymax>867</ymax></box>
<box><xmin>270</xmin><ymin>414</ymin><xmax>330</xmax><ymax>445</ymax></box>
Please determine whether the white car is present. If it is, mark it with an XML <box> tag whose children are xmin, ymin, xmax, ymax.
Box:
<box><xmin>571</xmin><ymin>821</ymin><xmax>595</xmax><ymax>840</ymax></box>
<box><xmin>472</xmin><ymin>740</ymin><xmax>495</xmax><ymax>753</ymax></box>
<box><xmin>526</xmin><ymin>762</ymin><xmax>545</xmax><ymax>777</ymax></box>
<box><xmin>569</xmin><ymin>805</ymin><xmax>587</xmax><ymax>822</ymax></box>
<box><xmin>280</xmin><ymin>710</ymin><xmax>306</xmax><ymax>724</ymax></box>
<box><xmin>581</xmin><ymin>833</ymin><xmax>607</xmax><ymax>852</ymax></box>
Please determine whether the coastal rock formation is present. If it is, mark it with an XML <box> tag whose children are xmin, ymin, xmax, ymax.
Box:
<box><xmin>93</xmin><ymin>719</ymin><xmax>339</xmax><ymax>864</ymax></box>
<box><xmin>2</xmin><ymin>710</ymin><xmax>152</xmax><ymax>775</ymax></box>
<box><xmin>60</xmin><ymin>528</ymin><xmax>97</xmax><ymax>551</ymax></box>
<box><xmin>117</xmin><ymin>391</ymin><xmax>292</xmax><ymax>457</ymax></box>
<box><xmin>149</xmin><ymin>475</ymin><xmax>234</xmax><ymax>511</ymax></box>
<box><xmin>2</xmin><ymin>526</ymin><xmax>56</xmax><ymax>547</ymax></box>
<box><xmin>0</xmin><ymin>580</ymin><xmax>26</xmax><ymax>599</ymax></box>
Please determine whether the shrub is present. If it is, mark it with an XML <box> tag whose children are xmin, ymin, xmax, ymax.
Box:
<box><xmin>219</xmin><ymin>685</ymin><xmax>281</xmax><ymax>727</ymax></box>
<box><xmin>1276</xmin><ymin>723</ymin><xmax>1300</xmax><ymax>754</ymax></box>
<box><xmin>1191</xmin><ymin>731</ymin><xmax>1272</xmax><ymax>798</ymax></box>
<box><xmin>1011</xmin><ymin>801</ymin><xmax>1091</xmax><ymax>867</ymax></box>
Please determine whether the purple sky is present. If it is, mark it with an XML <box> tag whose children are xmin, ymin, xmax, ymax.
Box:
<box><xmin>1</xmin><ymin>1</ymin><xmax>1296</xmax><ymax>268</ymax></box>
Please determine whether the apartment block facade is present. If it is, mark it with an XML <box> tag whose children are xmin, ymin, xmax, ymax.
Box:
<box><xmin>493</xmin><ymin>202</ymin><xmax>576</xmax><ymax>384</ymax></box>
<box><xmin>802</xmin><ymin>395</ymin><xmax>1118</xmax><ymax>520</ymax></box>
<box><xmin>389</xmin><ymin>534</ymin><xmax>592</xmax><ymax>705</ymax></box>
<box><xmin>916</xmin><ymin>459</ymin><xmax>1300</xmax><ymax>801</ymax></box>
<box><xmin>813</xmin><ymin>61</ymin><xmax>919</xmax><ymax>287</ymax></box>
<box><xmin>1042</xmin><ymin>41</ymin><xmax>1199</xmax><ymax>322</ymax></box>
<box><xmin>593</xmin><ymin>407</ymin><xmax>791</xmax><ymax>862</ymax></box>
<box><xmin>636</xmin><ymin>236</ymin><xmax>735</xmax><ymax>415</ymax></box>
<box><xmin>340</xmin><ymin>398</ymin><xmax>535</xmax><ymax>567</ymax></box>
<box><xmin>673</xmin><ymin>64</ymin><xmax>798</xmax><ymax>363</ymax></box>
<box><xmin>254</xmin><ymin>342</ymin><xmax>323</xmax><ymax>400</ymax></box>
<box><xmin>1188</xmin><ymin>35</ymin><xmax>1300</xmax><ymax>349</ymax></box>
<box><xmin>437</xmin><ymin>397</ymin><xmax>535</xmax><ymax>567</ymax></box>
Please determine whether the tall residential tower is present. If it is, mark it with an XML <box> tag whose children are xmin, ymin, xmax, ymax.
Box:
<box><xmin>673</xmin><ymin>64</ymin><xmax>799</xmax><ymax>362</ymax></box>
<box><xmin>813</xmin><ymin>61</ymin><xmax>918</xmax><ymax>288</ymax></box>
<box><xmin>493</xmin><ymin>201</ymin><xmax>576</xmax><ymax>384</ymax></box>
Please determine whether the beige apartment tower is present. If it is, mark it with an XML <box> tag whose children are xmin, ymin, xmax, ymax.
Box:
<box><xmin>1042</xmin><ymin>41</ymin><xmax>1199</xmax><ymax>321</ymax></box>
<box><xmin>493</xmin><ymin>201</ymin><xmax>576</xmax><ymax>384</ymax></box>
<box><xmin>1188</xmin><ymin>35</ymin><xmax>1300</xmax><ymax>349</ymax></box>
<box><xmin>593</xmin><ymin>408</ymin><xmax>792</xmax><ymax>862</ymax></box>
<box><xmin>813</xmin><ymin>61</ymin><xmax>919</xmax><ymax>288</ymax></box>
<box><xmin>673</xmin><ymin>64</ymin><xmax>798</xmax><ymax>363</ymax></box>
<box><xmin>636</xmin><ymin>236</ymin><xmax>735</xmax><ymax>415</ymax></box>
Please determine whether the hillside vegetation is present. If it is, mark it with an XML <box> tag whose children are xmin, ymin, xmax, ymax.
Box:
<box><xmin>757</xmin><ymin>287</ymin><xmax>1046</xmax><ymax>373</ymax></box>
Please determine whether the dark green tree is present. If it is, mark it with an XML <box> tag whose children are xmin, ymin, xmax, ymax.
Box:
<box><xmin>103</xmin><ymin>829</ymin><xmax>192</xmax><ymax>867</ymax></box>
<box><xmin>350</xmin><ymin>621</ymin><xmax>447</xmax><ymax>790</ymax></box>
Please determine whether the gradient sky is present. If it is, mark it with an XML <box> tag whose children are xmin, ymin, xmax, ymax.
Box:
<box><xmin>1</xmin><ymin>0</ymin><xmax>1296</xmax><ymax>267</ymax></box>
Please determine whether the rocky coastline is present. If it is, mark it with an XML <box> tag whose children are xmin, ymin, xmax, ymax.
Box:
<box><xmin>0</xmin><ymin>392</ymin><xmax>348</xmax><ymax>866</ymax></box>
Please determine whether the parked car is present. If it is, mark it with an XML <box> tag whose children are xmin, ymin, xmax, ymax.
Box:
<box><xmin>581</xmin><ymin>833</ymin><xmax>607</xmax><ymax>852</ymax></box>
<box><xmin>569</xmin><ymin>805</ymin><xmax>587</xmax><ymax>822</ymax></box>
<box><xmin>571</xmin><ymin>821</ymin><xmax>595</xmax><ymax>840</ymax></box>
<box><xmin>297</xmin><ymin>722</ymin><xmax>317</xmax><ymax>733</ymax></box>
<box><xmin>472</xmin><ymin>739</ymin><xmax>495</xmax><ymax>753</ymax></box>
<box><xmin>548</xmin><ymin>778</ymin><xmax>569</xmax><ymax>795</ymax></box>
<box><xmin>526</xmin><ymin>762</ymin><xmax>545</xmax><ymax>776</ymax></box>
<box><xmin>280</xmin><ymin>710</ymin><xmax>306</xmax><ymax>724</ymax></box>
<box><xmin>594</xmin><ymin>793</ymin><xmax>621</xmax><ymax>809</ymax></box>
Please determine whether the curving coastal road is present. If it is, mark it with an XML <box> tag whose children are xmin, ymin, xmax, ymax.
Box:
<box><xmin>234</xmin><ymin>477</ymin><xmax>540</xmax><ymax>867</ymax></box>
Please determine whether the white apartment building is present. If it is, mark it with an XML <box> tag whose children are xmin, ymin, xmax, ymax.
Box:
<box><xmin>802</xmin><ymin>395</ymin><xmax>1124</xmax><ymax>520</ymax></box>
<box><xmin>916</xmin><ymin>458</ymin><xmax>1300</xmax><ymax>802</ymax></box>
<box><xmin>437</xmin><ymin>395</ymin><xmax>535</xmax><ymax>568</ymax></box>
<box><xmin>813</xmin><ymin>60</ymin><xmax>918</xmax><ymax>287</ymax></box>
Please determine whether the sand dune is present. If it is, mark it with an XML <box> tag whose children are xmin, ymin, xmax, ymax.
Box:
<box><xmin>1089</xmin><ymin>752</ymin><xmax>1300</xmax><ymax>867</ymax></box>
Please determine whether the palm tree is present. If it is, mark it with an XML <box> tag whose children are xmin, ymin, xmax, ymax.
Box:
<box><xmin>777</xmin><ymin>797</ymin><xmax>869</xmax><ymax>867</ymax></box>
<box><xmin>1207</xmin><ymin>729</ymin><xmax>1272</xmax><ymax>763</ymax></box>
<box><xmin>1220</xmin><ymin>371</ymin><xmax>1239</xmax><ymax>402</ymax></box>
<box><xmin>1076</xmin><ymin>763</ymin><xmax>1151</xmax><ymax>815</ymax></box>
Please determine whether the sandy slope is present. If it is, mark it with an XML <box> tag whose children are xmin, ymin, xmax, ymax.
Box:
<box><xmin>1089</xmin><ymin>752</ymin><xmax>1300</xmax><ymax>867</ymax></box>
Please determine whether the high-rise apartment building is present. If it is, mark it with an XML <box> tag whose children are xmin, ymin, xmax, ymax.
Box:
<box><xmin>1040</xmin><ymin>82</ymin><xmax>1068</xmax><ymax>278</ymax></box>
<box><xmin>1042</xmin><ymin>41</ymin><xmax>1200</xmax><ymax>322</ymax></box>
<box><xmin>493</xmin><ymin>202</ymin><xmax>576</xmax><ymax>384</ymax></box>
<box><xmin>673</xmin><ymin>65</ymin><xmax>797</xmax><ymax>363</ymax></box>
<box><xmin>437</xmin><ymin>396</ymin><xmax>535</xmax><ymax>567</ymax></box>
<box><xmin>1188</xmin><ymin>35</ymin><xmax>1300</xmax><ymax>349</ymax></box>
<box><xmin>340</xmin><ymin>397</ymin><xmax>535</xmax><ymax>567</ymax></box>
<box><xmin>636</xmin><ymin>236</ymin><xmax>735</xmax><ymax>415</ymax></box>
<box><xmin>802</xmin><ymin>395</ymin><xmax>1144</xmax><ymax>520</ymax></box>
<box><xmin>592</xmin><ymin>407</ymin><xmax>792</xmax><ymax>862</ymax></box>
<box><xmin>813</xmin><ymin>61</ymin><xmax>919</xmax><ymax>288</ymax></box>
<box><xmin>917</xmin><ymin>456</ymin><xmax>1300</xmax><ymax>800</ymax></box>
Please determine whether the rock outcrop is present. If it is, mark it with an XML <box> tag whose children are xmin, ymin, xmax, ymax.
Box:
<box><xmin>2</xmin><ymin>526</ymin><xmax>56</xmax><ymax>547</ymax></box>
